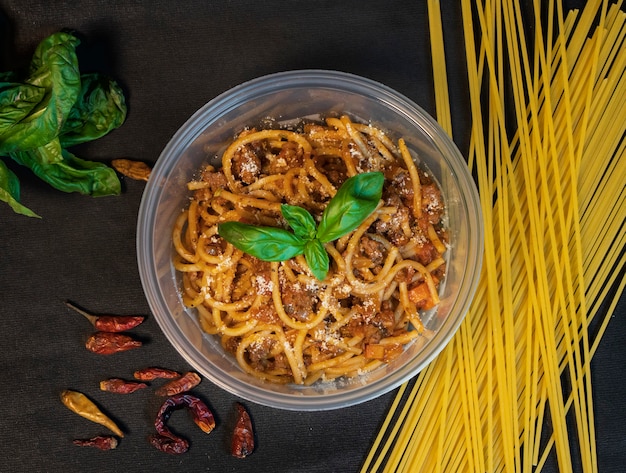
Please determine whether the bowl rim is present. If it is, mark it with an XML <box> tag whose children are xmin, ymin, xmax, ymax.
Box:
<box><xmin>137</xmin><ymin>69</ymin><xmax>484</xmax><ymax>410</ymax></box>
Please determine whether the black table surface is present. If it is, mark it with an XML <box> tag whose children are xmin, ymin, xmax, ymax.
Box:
<box><xmin>1</xmin><ymin>1</ymin><xmax>624</xmax><ymax>472</ymax></box>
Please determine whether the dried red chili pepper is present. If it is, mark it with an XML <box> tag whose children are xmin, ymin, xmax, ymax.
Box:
<box><xmin>72</xmin><ymin>435</ymin><xmax>119</xmax><ymax>450</ymax></box>
<box><xmin>154</xmin><ymin>393</ymin><xmax>215</xmax><ymax>436</ymax></box>
<box><xmin>65</xmin><ymin>300</ymin><xmax>144</xmax><ymax>332</ymax></box>
<box><xmin>133</xmin><ymin>367</ymin><xmax>180</xmax><ymax>381</ymax></box>
<box><xmin>231</xmin><ymin>403</ymin><xmax>255</xmax><ymax>458</ymax></box>
<box><xmin>148</xmin><ymin>433</ymin><xmax>189</xmax><ymax>455</ymax></box>
<box><xmin>148</xmin><ymin>393</ymin><xmax>215</xmax><ymax>454</ymax></box>
<box><xmin>85</xmin><ymin>332</ymin><xmax>142</xmax><ymax>355</ymax></box>
<box><xmin>155</xmin><ymin>372</ymin><xmax>201</xmax><ymax>396</ymax></box>
<box><xmin>100</xmin><ymin>378</ymin><xmax>148</xmax><ymax>394</ymax></box>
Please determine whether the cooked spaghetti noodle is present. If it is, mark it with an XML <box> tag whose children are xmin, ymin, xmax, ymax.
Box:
<box><xmin>172</xmin><ymin>116</ymin><xmax>448</xmax><ymax>384</ymax></box>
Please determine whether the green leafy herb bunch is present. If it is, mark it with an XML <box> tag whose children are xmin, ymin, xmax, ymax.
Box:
<box><xmin>0</xmin><ymin>31</ymin><xmax>127</xmax><ymax>217</ymax></box>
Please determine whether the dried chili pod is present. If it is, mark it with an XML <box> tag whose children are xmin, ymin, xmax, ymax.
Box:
<box><xmin>155</xmin><ymin>372</ymin><xmax>201</xmax><ymax>396</ymax></box>
<box><xmin>185</xmin><ymin>394</ymin><xmax>216</xmax><ymax>434</ymax></box>
<box><xmin>154</xmin><ymin>393</ymin><xmax>216</xmax><ymax>437</ymax></box>
<box><xmin>85</xmin><ymin>332</ymin><xmax>142</xmax><ymax>355</ymax></box>
<box><xmin>72</xmin><ymin>435</ymin><xmax>118</xmax><ymax>450</ymax></box>
<box><xmin>60</xmin><ymin>390</ymin><xmax>124</xmax><ymax>437</ymax></box>
<box><xmin>148</xmin><ymin>433</ymin><xmax>189</xmax><ymax>455</ymax></box>
<box><xmin>231</xmin><ymin>403</ymin><xmax>255</xmax><ymax>458</ymax></box>
<box><xmin>133</xmin><ymin>367</ymin><xmax>180</xmax><ymax>381</ymax></box>
<box><xmin>149</xmin><ymin>393</ymin><xmax>214</xmax><ymax>454</ymax></box>
<box><xmin>65</xmin><ymin>300</ymin><xmax>144</xmax><ymax>332</ymax></box>
<box><xmin>111</xmin><ymin>158</ymin><xmax>152</xmax><ymax>181</ymax></box>
<box><xmin>100</xmin><ymin>378</ymin><xmax>148</xmax><ymax>394</ymax></box>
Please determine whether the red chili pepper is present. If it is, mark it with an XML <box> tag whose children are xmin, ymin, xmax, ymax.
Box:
<box><xmin>154</xmin><ymin>393</ymin><xmax>215</xmax><ymax>436</ymax></box>
<box><xmin>100</xmin><ymin>378</ymin><xmax>148</xmax><ymax>394</ymax></box>
<box><xmin>133</xmin><ymin>367</ymin><xmax>181</xmax><ymax>381</ymax></box>
<box><xmin>231</xmin><ymin>403</ymin><xmax>255</xmax><ymax>458</ymax></box>
<box><xmin>65</xmin><ymin>300</ymin><xmax>145</xmax><ymax>332</ymax></box>
<box><xmin>72</xmin><ymin>435</ymin><xmax>118</xmax><ymax>450</ymax></box>
<box><xmin>85</xmin><ymin>332</ymin><xmax>142</xmax><ymax>355</ymax></box>
<box><xmin>149</xmin><ymin>393</ymin><xmax>215</xmax><ymax>454</ymax></box>
<box><xmin>155</xmin><ymin>372</ymin><xmax>201</xmax><ymax>396</ymax></box>
<box><xmin>148</xmin><ymin>434</ymin><xmax>189</xmax><ymax>455</ymax></box>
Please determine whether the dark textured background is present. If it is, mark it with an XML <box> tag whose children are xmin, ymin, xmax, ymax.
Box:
<box><xmin>0</xmin><ymin>1</ymin><xmax>624</xmax><ymax>472</ymax></box>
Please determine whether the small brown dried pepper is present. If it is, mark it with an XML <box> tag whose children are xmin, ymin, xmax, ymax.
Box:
<box><xmin>100</xmin><ymin>378</ymin><xmax>148</xmax><ymax>394</ymax></box>
<box><xmin>111</xmin><ymin>158</ymin><xmax>152</xmax><ymax>181</ymax></box>
<box><xmin>133</xmin><ymin>367</ymin><xmax>180</xmax><ymax>381</ymax></box>
<box><xmin>60</xmin><ymin>390</ymin><xmax>124</xmax><ymax>437</ymax></box>
<box><xmin>155</xmin><ymin>372</ymin><xmax>201</xmax><ymax>396</ymax></box>
<box><xmin>231</xmin><ymin>402</ymin><xmax>255</xmax><ymax>458</ymax></box>
<box><xmin>148</xmin><ymin>433</ymin><xmax>189</xmax><ymax>455</ymax></box>
<box><xmin>149</xmin><ymin>393</ymin><xmax>215</xmax><ymax>454</ymax></box>
<box><xmin>85</xmin><ymin>332</ymin><xmax>142</xmax><ymax>355</ymax></box>
<box><xmin>72</xmin><ymin>435</ymin><xmax>118</xmax><ymax>450</ymax></box>
<box><xmin>65</xmin><ymin>300</ymin><xmax>144</xmax><ymax>332</ymax></box>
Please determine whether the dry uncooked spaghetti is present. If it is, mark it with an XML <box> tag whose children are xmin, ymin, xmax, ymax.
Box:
<box><xmin>172</xmin><ymin>117</ymin><xmax>448</xmax><ymax>385</ymax></box>
<box><xmin>362</xmin><ymin>0</ymin><xmax>625</xmax><ymax>472</ymax></box>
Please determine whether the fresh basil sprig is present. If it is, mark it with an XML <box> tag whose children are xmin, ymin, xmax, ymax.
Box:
<box><xmin>218</xmin><ymin>171</ymin><xmax>384</xmax><ymax>281</ymax></box>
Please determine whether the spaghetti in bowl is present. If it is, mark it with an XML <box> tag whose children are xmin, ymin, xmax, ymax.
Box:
<box><xmin>137</xmin><ymin>70</ymin><xmax>483</xmax><ymax>410</ymax></box>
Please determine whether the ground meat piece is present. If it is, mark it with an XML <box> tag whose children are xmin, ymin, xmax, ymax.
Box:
<box><xmin>201</xmin><ymin>234</ymin><xmax>225</xmax><ymax>257</ymax></box>
<box><xmin>377</xmin><ymin>301</ymin><xmax>396</xmax><ymax>332</ymax></box>
<box><xmin>232</xmin><ymin>146</ymin><xmax>262</xmax><ymax>184</ymax></box>
<box><xmin>223</xmin><ymin>336</ymin><xmax>240</xmax><ymax>354</ymax></box>
<box><xmin>280</xmin><ymin>280</ymin><xmax>318</xmax><ymax>322</ymax></box>
<box><xmin>393</xmin><ymin>266</ymin><xmax>415</xmax><ymax>285</ymax></box>
<box><xmin>200</xmin><ymin>167</ymin><xmax>228</xmax><ymax>193</ymax></box>
<box><xmin>389</xmin><ymin>167</ymin><xmax>414</xmax><ymax>203</ymax></box>
<box><xmin>407</xmin><ymin>224</ymin><xmax>441</xmax><ymax>265</ymax></box>
<box><xmin>374</xmin><ymin>203</ymin><xmax>411</xmax><ymax>246</ymax></box>
<box><xmin>246</xmin><ymin>337</ymin><xmax>276</xmax><ymax>371</ymax></box>
<box><xmin>359</xmin><ymin>236</ymin><xmax>386</xmax><ymax>267</ymax></box>
<box><xmin>421</xmin><ymin>183</ymin><xmax>444</xmax><ymax>224</ymax></box>
<box><xmin>414</xmin><ymin>240</ymin><xmax>440</xmax><ymax>265</ymax></box>
<box><xmin>249</xmin><ymin>302</ymin><xmax>280</xmax><ymax>324</ymax></box>
<box><xmin>354</xmin><ymin>296</ymin><xmax>379</xmax><ymax>323</ymax></box>
<box><xmin>340</xmin><ymin>318</ymin><xmax>365</xmax><ymax>339</ymax></box>
<box><xmin>266</xmin><ymin>141</ymin><xmax>303</xmax><ymax>175</ymax></box>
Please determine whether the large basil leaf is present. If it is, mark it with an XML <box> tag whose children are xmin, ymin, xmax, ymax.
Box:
<box><xmin>59</xmin><ymin>73</ymin><xmax>127</xmax><ymax>148</ymax></box>
<box><xmin>0</xmin><ymin>82</ymin><xmax>45</xmax><ymax>137</ymax></box>
<box><xmin>304</xmin><ymin>238</ymin><xmax>329</xmax><ymax>281</ymax></box>
<box><xmin>218</xmin><ymin>221</ymin><xmax>306</xmax><ymax>261</ymax></box>
<box><xmin>10</xmin><ymin>142</ymin><xmax>121</xmax><ymax>196</ymax></box>
<box><xmin>281</xmin><ymin>204</ymin><xmax>317</xmax><ymax>240</ymax></box>
<box><xmin>0</xmin><ymin>160</ymin><xmax>40</xmax><ymax>217</ymax></box>
<box><xmin>316</xmin><ymin>172</ymin><xmax>384</xmax><ymax>243</ymax></box>
<box><xmin>0</xmin><ymin>32</ymin><xmax>81</xmax><ymax>154</ymax></box>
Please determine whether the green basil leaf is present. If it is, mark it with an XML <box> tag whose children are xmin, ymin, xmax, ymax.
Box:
<box><xmin>0</xmin><ymin>160</ymin><xmax>40</xmax><ymax>217</ymax></box>
<box><xmin>59</xmin><ymin>73</ymin><xmax>127</xmax><ymax>148</ymax></box>
<box><xmin>10</xmin><ymin>143</ymin><xmax>121</xmax><ymax>196</ymax></box>
<box><xmin>304</xmin><ymin>238</ymin><xmax>329</xmax><ymax>281</ymax></box>
<box><xmin>281</xmin><ymin>204</ymin><xmax>317</xmax><ymax>240</ymax></box>
<box><xmin>317</xmin><ymin>171</ymin><xmax>384</xmax><ymax>243</ymax></box>
<box><xmin>0</xmin><ymin>82</ymin><xmax>46</xmax><ymax>138</ymax></box>
<box><xmin>218</xmin><ymin>221</ymin><xmax>306</xmax><ymax>262</ymax></box>
<box><xmin>0</xmin><ymin>32</ymin><xmax>81</xmax><ymax>155</ymax></box>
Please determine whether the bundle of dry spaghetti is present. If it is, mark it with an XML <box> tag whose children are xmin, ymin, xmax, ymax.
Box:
<box><xmin>362</xmin><ymin>0</ymin><xmax>625</xmax><ymax>472</ymax></box>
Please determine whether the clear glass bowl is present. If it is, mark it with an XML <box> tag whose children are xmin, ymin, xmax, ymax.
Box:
<box><xmin>137</xmin><ymin>70</ymin><xmax>484</xmax><ymax>410</ymax></box>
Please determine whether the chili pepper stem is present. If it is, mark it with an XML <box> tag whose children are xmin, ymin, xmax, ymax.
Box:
<box><xmin>64</xmin><ymin>300</ymin><xmax>98</xmax><ymax>326</ymax></box>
